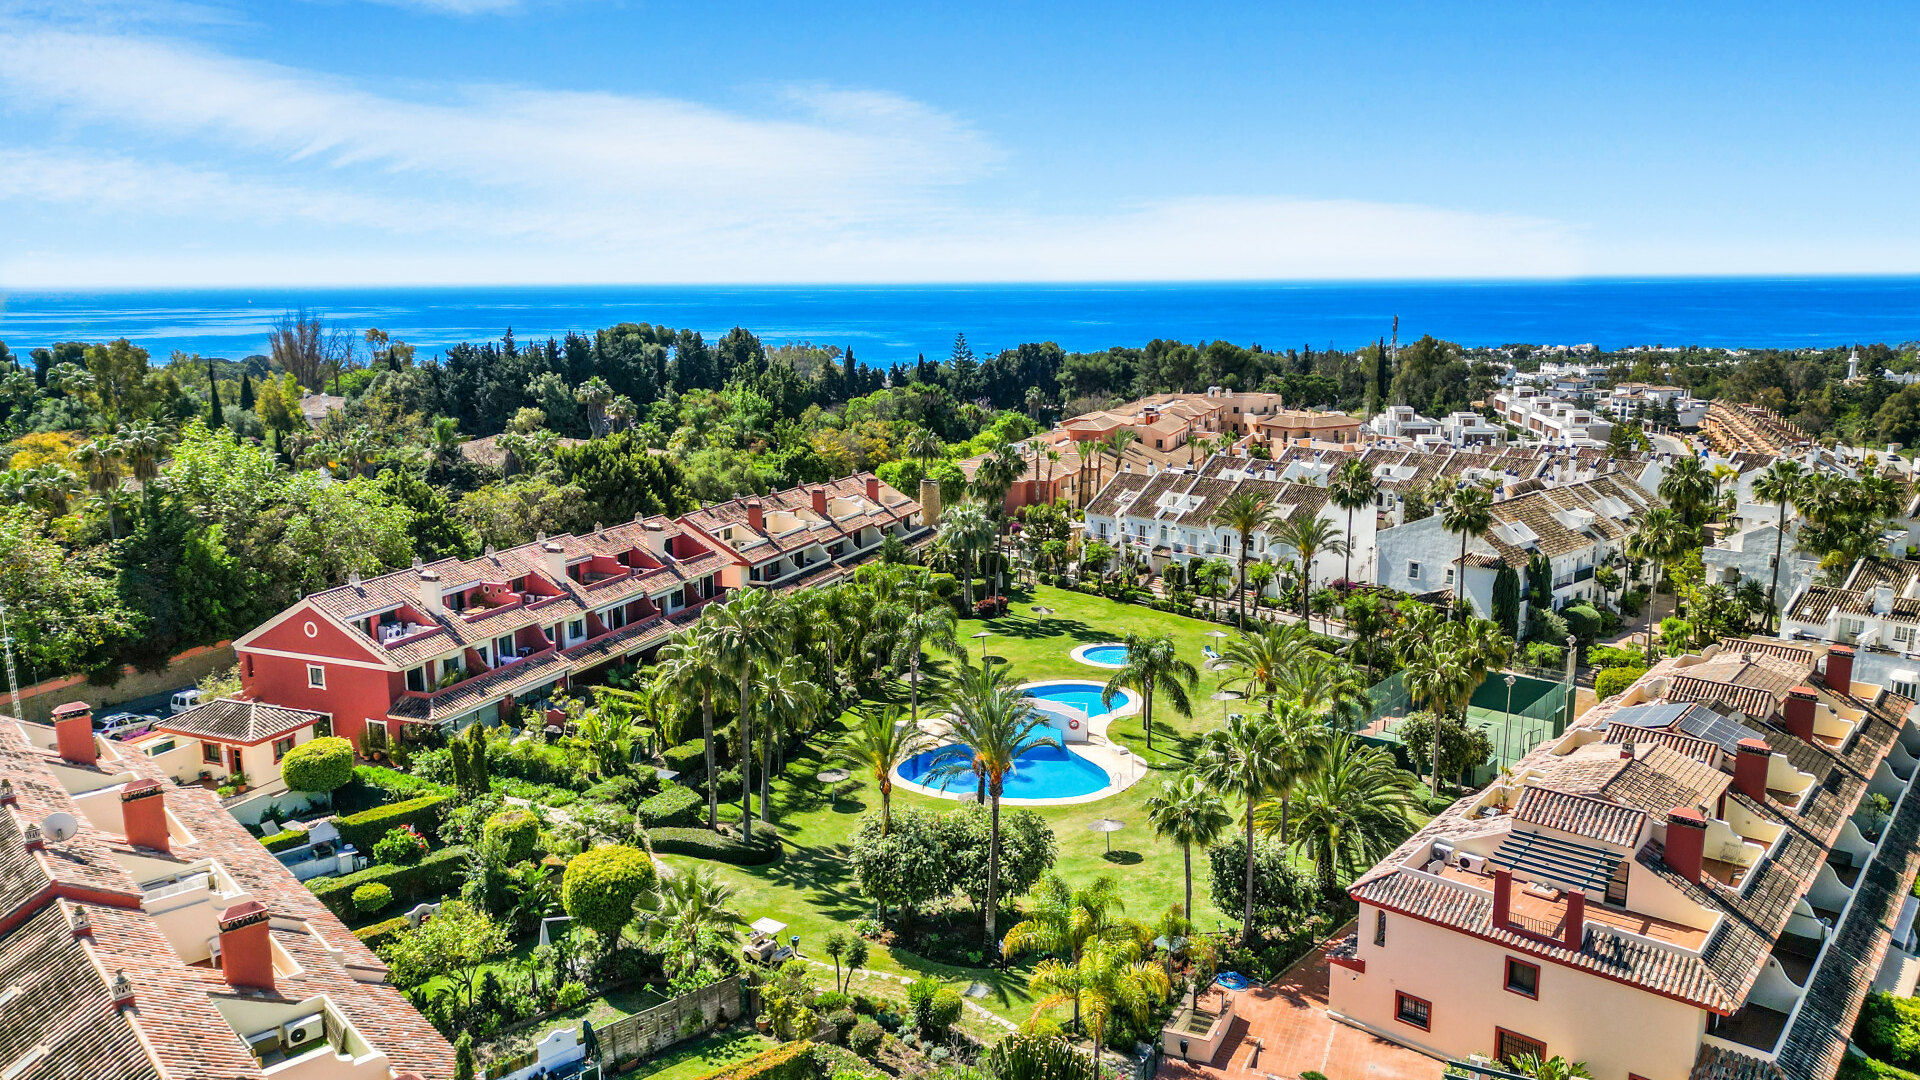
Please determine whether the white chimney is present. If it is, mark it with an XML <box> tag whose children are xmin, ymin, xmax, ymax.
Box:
<box><xmin>542</xmin><ymin>540</ymin><xmax>566</xmax><ymax>583</ymax></box>
<box><xmin>643</xmin><ymin>521</ymin><xmax>670</xmax><ymax>557</ymax></box>
<box><xmin>1874</xmin><ymin>584</ymin><xmax>1895</xmax><ymax>615</ymax></box>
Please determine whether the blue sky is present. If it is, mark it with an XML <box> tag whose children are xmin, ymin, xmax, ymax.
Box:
<box><xmin>1</xmin><ymin>0</ymin><xmax>1916</xmax><ymax>285</ymax></box>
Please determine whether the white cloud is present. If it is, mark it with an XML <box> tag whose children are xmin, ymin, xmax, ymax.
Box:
<box><xmin>0</xmin><ymin>19</ymin><xmax>1588</xmax><ymax>285</ymax></box>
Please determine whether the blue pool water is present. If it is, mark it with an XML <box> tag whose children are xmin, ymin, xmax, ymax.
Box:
<box><xmin>1026</xmin><ymin>681</ymin><xmax>1133</xmax><ymax>718</ymax></box>
<box><xmin>897</xmin><ymin>737</ymin><xmax>1113</xmax><ymax>800</ymax></box>
<box><xmin>1080</xmin><ymin>644</ymin><xmax>1129</xmax><ymax>666</ymax></box>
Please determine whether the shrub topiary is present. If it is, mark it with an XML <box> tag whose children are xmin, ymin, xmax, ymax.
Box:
<box><xmin>280</xmin><ymin>736</ymin><xmax>355</xmax><ymax>794</ymax></box>
<box><xmin>927</xmin><ymin>989</ymin><xmax>963</xmax><ymax>1037</ymax></box>
<box><xmin>483</xmin><ymin>808</ymin><xmax>541</xmax><ymax>863</ymax></box>
<box><xmin>636</xmin><ymin>785</ymin><xmax>703</xmax><ymax>828</ymax></box>
<box><xmin>561</xmin><ymin>844</ymin><xmax>655</xmax><ymax>939</ymax></box>
<box><xmin>663</xmin><ymin>739</ymin><xmax>708</xmax><ymax>775</ymax></box>
<box><xmin>372</xmin><ymin>825</ymin><xmax>430</xmax><ymax>866</ymax></box>
<box><xmin>648</xmin><ymin>826</ymin><xmax>780</xmax><ymax>865</ymax></box>
<box><xmin>1594</xmin><ymin>665</ymin><xmax>1647</xmax><ymax>703</ymax></box>
<box><xmin>353</xmin><ymin>915</ymin><xmax>409</xmax><ymax>949</ymax></box>
<box><xmin>351</xmin><ymin>882</ymin><xmax>393</xmax><ymax>916</ymax></box>
<box><xmin>309</xmin><ymin>845</ymin><xmax>471</xmax><ymax>919</ymax></box>
<box><xmin>335</xmin><ymin>794</ymin><xmax>449</xmax><ymax>853</ymax></box>
<box><xmin>848</xmin><ymin>1019</ymin><xmax>884</xmax><ymax>1058</ymax></box>
<box><xmin>261</xmin><ymin>827</ymin><xmax>310</xmax><ymax>853</ymax></box>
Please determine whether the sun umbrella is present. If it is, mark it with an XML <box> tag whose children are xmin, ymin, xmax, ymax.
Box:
<box><xmin>817</xmin><ymin>767</ymin><xmax>850</xmax><ymax>801</ymax></box>
<box><xmin>971</xmin><ymin>630</ymin><xmax>991</xmax><ymax>662</ymax></box>
<box><xmin>1088</xmin><ymin>817</ymin><xmax>1125</xmax><ymax>854</ymax></box>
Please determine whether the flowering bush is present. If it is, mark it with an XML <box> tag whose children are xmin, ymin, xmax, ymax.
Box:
<box><xmin>973</xmin><ymin>595</ymin><xmax>1008</xmax><ymax>617</ymax></box>
<box><xmin>372</xmin><ymin>825</ymin><xmax>429</xmax><ymax>866</ymax></box>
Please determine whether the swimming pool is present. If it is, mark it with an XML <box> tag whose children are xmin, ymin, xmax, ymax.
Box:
<box><xmin>1025</xmin><ymin>680</ymin><xmax>1135</xmax><ymax>719</ymax></box>
<box><xmin>1071</xmin><ymin>642</ymin><xmax>1130</xmax><ymax>668</ymax></box>
<box><xmin>896</xmin><ymin>736</ymin><xmax>1114</xmax><ymax>800</ymax></box>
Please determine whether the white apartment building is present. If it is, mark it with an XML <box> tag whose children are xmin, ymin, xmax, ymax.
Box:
<box><xmin>1492</xmin><ymin>388</ymin><xmax>1616</xmax><ymax>448</ymax></box>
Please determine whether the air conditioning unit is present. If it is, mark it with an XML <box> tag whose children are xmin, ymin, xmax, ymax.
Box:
<box><xmin>244</xmin><ymin>1030</ymin><xmax>280</xmax><ymax>1059</ymax></box>
<box><xmin>1430</xmin><ymin>841</ymin><xmax>1455</xmax><ymax>863</ymax></box>
<box><xmin>281</xmin><ymin>1014</ymin><xmax>326</xmax><ymax>1050</ymax></box>
<box><xmin>1456</xmin><ymin>853</ymin><xmax>1488</xmax><ymax>874</ymax></box>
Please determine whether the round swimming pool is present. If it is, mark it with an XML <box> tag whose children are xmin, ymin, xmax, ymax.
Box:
<box><xmin>896</xmin><ymin>736</ymin><xmax>1114</xmax><ymax>800</ymax></box>
<box><xmin>1025</xmin><ymin>680</ymin><xmax>1134</xmax><ymax>719</ymax></box>
<box><xmin>1071</xmin><ymin>642</ymin><xmax>1130</xmax><ymax>668</ymax></box>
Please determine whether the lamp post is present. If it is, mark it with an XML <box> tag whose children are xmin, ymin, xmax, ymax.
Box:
<box><xmin>1503</xmin><ymin>673</ymin><xmax>1517</xmax><ymax>767</ymax></box>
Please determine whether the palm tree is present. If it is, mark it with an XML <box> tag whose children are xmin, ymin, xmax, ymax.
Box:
<box><xmin>575</xmin><ymin>376</ymin><xmax>616</xmax><ymax>437</ymax></box>
<box><xmin>1273</xmin><ymin>515</ymin><xmax>1349</xmax><ymax>628</ymax></box>
<box><xmin>1210</xmin><ymin>489</ymin><xmax>1277</xmax><ymax>628</ymax></box>
<box><xmin>756</xmin><ymin>655</ymin><xmax>825</xmax><ymax>823</ymax></box>
<box><xmin>427</xmin><ymin>416</ymin><xmax>465</xmax><ymax>475</ymax></box>
<box><xmin>69</xmin><ymin>437</ymin><xmax>124</xmax><ymax>539</ymax></box>
<box><xmin>908</xmin><ymin>428</ymin><xmax>943</xmax><ymax>468</ymax></box>
<box><xmin>889</xmin><ymin>579</ymin><xmax>962</xmax><ymax>722</ymax></box>
<box><xmin>1101</xmin><ymin>631</ymin><xmax>1196</xmax><ymax>751</ymax></box>
<box><xmin>1193</xmin><ymin>713</ymin><xmax>1286</xmax><ymax>944</ymax></box>
<box><xmin>1279</xmin><ymin>732</ymin><xmax>1417</xmax><ymax>894</ymax></box>
<box><xmin>1246</xmin><ymin>561</ymin><xmax>1276</xmax><ymax>608</ymax></box>
<box><xmin>1327</xmin><ymin>457</ymin><xmax>1379</xmax><ymax>588</ymax></box>
<box><xmin>923</xmin><ymin>663</ymin><xmax>1061</xmax><ymax>950</ymax></box>
<box><xmin>837</xmin><ymin>706</ymin><xmax>927</xmax><ymax>835</ymax></box>
<box><xmin>1002</xmin><ymin>874</ymin><xmax>1144</xmax><ymax>1031</ymax></box>
<box><xmin>705</xmin><ymin>589</ymin><xmax>782</xmax><ymax>842</ymax></box>
<box><xmin>655</xmin><ymin>628</ymin><xmax>729</xmax><ymax>828</ymax></box>
<box><xmin>1658</xmin><ymin>454</ymin><xmax>1716</xmax><ymax>530</ymax></box>
<box><xmin>1028</xmin><ymin>939</ymin><xmax>1168</xmax><ymax>1065</ymax></box>
<box><xmin>1143</xmin><ymin>772</ymin><xmax>1232</xmax><ymax>919</ymax></box>
<box><xmin>606</xmin><ymin>395</ymin><xmax>637</xmax><ymax>433</ymax></box>
<box><xmin>1626</xmin><ymin>507</ymin><xmax>1687</xmax><ymax>656</ymax></box>
<box><xmin>638</xmin><ymin>863</ymin><xmax>746</xmax><ymax>981</ymax></box>
<box><xmin>938</xmin><ymin>502</ymin><xmax>996</xmax><ymax>608</ymax></box>
<box><xmin>1402</xmin><ymin>619</ymin><xmax>1512</xmax><ymax>794</ymax></box>
<box><xmin>1438</xmin><ymin>480</ymin><xmax>1494</xmax><ymax>621</ymax></box>
<box><xmin>972</xmin><ymin>444</ymin><xmax>1029</xmax><ymax>590</ymax></box>
<box><xmin>1094</xmin><ymin>429</ymin><xmax>1139</xmax><ymax>501</ymax></box>
<box><xmin>115</xmin><ymin>421</ymin><xmax>170</xmax><ymax>485</ymax></box>
<box><xmin>1752</xmin><ymin>459</ymin><xmax>1804</xmax><ymax>632</ymax></box>
<box><xmin>1222</xmin><ymin>621</ymin><xmax>1319</xmax><ymax>721</ymax></box>
<box><xmin>1279</xmin><ymin>654</ymin><xmax>1367</xmax><ymax>729</ymax></box>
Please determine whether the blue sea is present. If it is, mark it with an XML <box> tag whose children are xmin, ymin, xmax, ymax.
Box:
<box><xmin>1</xmin><ymin>278</ymin><xmax>1917</xmax><ymax>362</ymax></box>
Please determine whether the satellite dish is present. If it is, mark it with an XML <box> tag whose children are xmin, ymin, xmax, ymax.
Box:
<box><xmin>41</xmin><ymin>812</ymin><xmax>78</xmax><ymax>843</ymax></box>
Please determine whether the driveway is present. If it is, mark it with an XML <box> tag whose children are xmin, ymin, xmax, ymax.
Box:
<box><xmin>1158</xmin><ymin>936</ymin><xmax>1444</xmax><ymax>1080</ymax></box>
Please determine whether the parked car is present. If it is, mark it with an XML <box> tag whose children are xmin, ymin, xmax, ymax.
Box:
<box><xmin>96</xmin><ymin>712</ymin><xmax>157</xmax><ymax>740</ymax></box>
<box><xmin>168</xmin><ymin>689</ymin><xmax>203</xmax><ymax>715</ymax></box>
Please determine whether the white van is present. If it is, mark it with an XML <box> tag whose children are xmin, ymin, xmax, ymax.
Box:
<box><xmin>169</xmin><ymin>689</ymin><xmax>203</xmax><ymax>715</ymax></box>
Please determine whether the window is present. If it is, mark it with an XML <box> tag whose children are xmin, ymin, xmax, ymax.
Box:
<box><xmin>202</xmin><ymin>743</ymin><xmax>223</xmax><ymax>765</ymax></box>
<box><xmin>1394</xmin><ymin>992</ymin><xmax>1430</xmax><ymax>1030</ymax></box>
<box><xmin>306</xmin><ymin>664</ymin><xmax>326</xmax><ymax>689</ymax></box>
<box><xmin>495</xmin><ymin>635</ymin><xmax>514</xmax><ymax>659</ymax></box>
<box><xmin>1444</xmin><ymin>566</ymin><xmax>1456</xmax><ymax>585</ymax></box>
<box><xmin>1504</xmin><ymin>957</ymin><xmax>1539</xmax><ymax>998</ymax></box>
<box><xmin>272</xmin><ymin>736</ymin><xmax>295</xmax><ymax>763</ymax></box>
<box><xmin>568</xmin><ymin>619</ymin><xmax>586</xmax><ymax>641</ymax></box>
<box><xmin>1408</xmin><ymin>561</ymin><xmax>1421</xmax><ymax>581</ymax></box>
<box><xmin>1374</xmin><ymin>911</ymin><xmax>1387</xmax><ymax>947</ymax></box>
<box><xmin>1895</xmin><ymin>679</ymin><xmax>1920</xmax><ymax>700</ymax></box>
<box><xmin>406</xmin><ymin>667</ymin><xmax>426</xmax><ymax>692</ymax></box>
<box><xmin>1495</xmin><ymin>1029</ymin><xmax>1546</xmax><ymax>1065</ymax></box>
<box><xmin>1897</xmin><ymin>626</ymin><xmax>1915</xmax><ymax>645</ymax></box>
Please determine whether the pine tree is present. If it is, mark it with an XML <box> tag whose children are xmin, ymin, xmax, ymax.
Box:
<box><xmin>453</xmin><ymin>1032</ymin><xmax>475</xmax><ymax>1080</ymax></box>
<box><xmin>207</xmin><ymin>360</ymin><xmax>223</xmax><ymax>428</ymax></box>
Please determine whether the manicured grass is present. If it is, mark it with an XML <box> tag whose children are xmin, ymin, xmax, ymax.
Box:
<box><xmin>613</xmin><ymin>1029</ymin><xmax>774</xmax><ymax>1080</ymax></box>
<box><xmin>665</xmin><ymin>584</ymin><xmax>1326</xmax><ymax>1025</ymax></box>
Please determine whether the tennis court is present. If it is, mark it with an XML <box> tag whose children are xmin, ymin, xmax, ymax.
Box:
<box><xmin>1360</xmin><ymin>670</ymin><xmax>1570</xmax><ymax>782</ymax></box>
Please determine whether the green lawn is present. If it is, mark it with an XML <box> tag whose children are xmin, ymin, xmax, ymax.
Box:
<box><xmin>613</xmin><ymin>1030</ymin><xmax>774</xmax><ymax>1080</ymax></box>
<box><xmin>663</xmin><ymin>584</ymin><xmax>1317</xmax><ymax>1025</ymax></box>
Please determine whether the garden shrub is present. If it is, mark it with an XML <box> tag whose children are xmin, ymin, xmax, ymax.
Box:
<box><xmin>827</xmin><ymin>1008</ymin><xmax>858</xmax><ymax>1044</ymax></box>
<box><xmin>351</xmin><ymin>882</ymin><xmax>393</xmax><ymax>916</ymax></box>
<box><xmin>648</xmin><ymin>826</ymin><xmax>780</xmax><ymax>865</ymax></box>
<box><xmin>1523</xmin><ymin>641</ymin><xmax>1565</xmax><ymax>669</ymax></box>
<box><xmin>927</xmin><ymin>988</ymin><xmax>964</xmax><ymax>1037</ymax></box>
<box><xmin>1841</xmin><ymin>1052</ymin><xmax>1920</xmax><ymax>1080</ymax></box>
<box><xmin>636</xmin><ymin>785</ymin><xmax>704</xmax><ymax>828</ymax></box>
<box><xmin>372</xmin><ymin>825</ymin><xmax>430</xmax><ymax>866</ymax></box>
<box><xmin>1856</xmin><ymin>991</ymin><xmax>1920</xmax><ymax>1069</ymax></box>
<box><xmin>310</xmin><ymin>845</ymin><xmax>471</xmax><ymax>918</ymax></box>
<box><xmin>344</xmin><ymin>765</ymin><xmax>452</xmax><ymax>806</ymax></box>
<box><xmin>353</xmin><ymin>915</ymin><xmax>409</xmax><ymax>949</ymax></box>
<box><xmin>561</xmin><ymin>844</ymin><xmax>655</xmax><ymax>938</ymax></box>
<box><xmin>490</xmin><ymin>737</ymin><xmax>592</xmax><ymax>789</ymax></box>
<box><xmin>1562</xmin><ymin>603</ymin><xmax>1603</xmax><ymax>644</ymax></box>
<box><xmin>281</xmin><ymin>737</ymin><xmax>355</xmax><ymax>794</ymax></box>
<box><xmin>335</xmin><ymin>795</ymin><xmax>449</xmax><ymax>853</ymax></box>
<box><xmin>1594</xmin><ymin>666</ymin><xmax>1646</xmax><ymax>702</ymax></box>
<box><xmin>261</xmin><ymin>827</ymin><xmax>309</xmax><ymax>853</ymax></box>
<box><xmin>483</xmin><ymin>808</ymin><xmax>541</xmax><ymax>863</ymax></box>
<box><xmin>664</xmin><ymin>739</ymin><xmax>708</xmax><ymax>775</ymax></box>
<box><xmin>848</xmin><ymin>1022</ymin><xmax>884</xmax><ymax>1059</ymax></box>
<box><xmin>1208</xmin><ymin>835</ymin><xmax>1320</xmax><ymax>927</ymax></box>
<box><xmin>1589</xmin><ymin>644</ymin><xmax>1645</xmax><ymax>669</ymax></box>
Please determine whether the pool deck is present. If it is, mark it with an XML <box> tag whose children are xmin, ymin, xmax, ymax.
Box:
<box><xmin>889</xmin><ymin>679</ymin><xmax>1147</xmax><ymax>807</ymax></box>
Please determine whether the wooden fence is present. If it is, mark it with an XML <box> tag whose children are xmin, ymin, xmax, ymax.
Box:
<box><xmin>595</xmin><ymin>976</ymin><xmax>746</xmax><ymax>1069</ymax></box>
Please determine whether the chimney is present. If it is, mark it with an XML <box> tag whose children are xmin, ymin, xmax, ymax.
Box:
<box><xmin>1734</xmin><ymin>739</ymin><xmax>1772</xmax><ymax>803</ymax></box>
<box><xmin>643</xmin><ymin>520</ymin><xmax>669</xmax><ymax>556</ymax></box>
<box><xmin>417</xmin><ymin>569</ymin><xmax>443</xmax><ymax>616</ymax></box>
<box><xmin>541</xmin><ymin>540</ymin><xmax>566</xmax><ymax>583</ymax></box>
<box><xmin>1665</xmin><ymin>806</ymin><xmax>1707</xmax><ymax>884</ymax></box>
<box><xmin>1562</xmin><ymin>889</ymin><xmax>1586</xmax><ymax>950</ymax></box>
<box><xmin>865</xmin><ymin>476</ymin><xmax>881</xmax><ymax>502</ymax></box>
<box><xmin>217</xmin><ymin>901</ymin><xmax>275</xmax><ymax>993</ymax></box>
<box><xmin>746</xmin><ymin>500</ymin><xmax>764</xmax><ymax>532</ymax></box>
<box><xmin>51</xmin><ymin>701</ymin><xmax>97</xmax><ymax>766</ymax></box>
<box><xmin>1783</xmin><ymin>686</ymin><xmax>1817</xmax><ymax>742</ymax></box>
<box><xmin>1491</xmin><ymin>868</ymin><xmax>1513</xmax><ymax>929</ymax></box>
<box><xmin>812</xmin><ymin>487</ymin><xmax>828</xmax><ymax>515</ymax></box>
<box><xmin>121</xmin><ymin>778</ymin><xmax>169</xmax><ymax>852</ymax></box>
<box><xmin>919</xmin><ymin>478</ymin><xmax>943</xmax><ymax>528</ymax></box>
<box><xmin>1619</xmin><ymin>739</ymin><xmax>1636</xmax><ymax>760</ymax></box>
<box><xmin>1826</xmin><ymin>646</ymin><xmax>1856</xmax><ymax>696</ymax></box>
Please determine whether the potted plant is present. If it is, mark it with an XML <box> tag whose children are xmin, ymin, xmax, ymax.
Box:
<box><xmin>229</xmin><ymin>771</ymin><xmax>250</xmax><ymax>794</ymax></box>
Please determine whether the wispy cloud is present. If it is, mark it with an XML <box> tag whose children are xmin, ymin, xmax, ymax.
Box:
<box><xmin>0</xmin><ymin>15</ymin><xmax>1584</xmax><ymax>285</ymax></box>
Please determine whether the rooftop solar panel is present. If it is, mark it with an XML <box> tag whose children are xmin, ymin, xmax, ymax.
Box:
<box><xmin>1611</xmin><ymin>702</ymin><xmax>1693</xmax><ymax>729</ymax></box>
<box><xmin>1675</xmin><ymin>704</ymin><xmax>1765</xmax><ymax>753</ymax></box>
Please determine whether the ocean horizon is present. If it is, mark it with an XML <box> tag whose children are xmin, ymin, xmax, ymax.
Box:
<box><xmin>2</xmin><ymin>277</ymin><xmax>1917</xmax><ymax>364</ymax></box>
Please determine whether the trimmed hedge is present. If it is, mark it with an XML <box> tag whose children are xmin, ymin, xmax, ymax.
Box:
<box><xmin>649</xmin><ymin>826</ymin><xmax>780</xmax><ymax>865</ymax></box>
<box><xmin>347</xmin><ymin>764</ymin><xmax>452</xmax><ymax>804</ymax></box>
<box><xmin>261</xmin><ymin>827</ymin><xmax>310</xmax><ymax>853</ymax></box>
<box><xmin>635</xmin><ymin>785</ymin><xmax>703</xmax><ymax>829</ymax></box>
<box><xmin>335</xmin><ymin>795</ymin><xmax>449</xmax><ymax>853</ymax></box>
<box><xmin>1594</xmin><ymin>665</ymin><xmax>1646</xmax><ymax>703</ymax></box>
<box><xmin>664</xmin><ymin>739</ymin><xmax>709</xmax><ymax>775</ymax></box>
<box><xmin>353</xmin><ymin>916</ymin><xmax>410</xmax><ymax>950</ymax></box>
<box><xmin>351</xmin><ymin>883</ymin><xmax>393</xmax><ymax>916</ymax></box>
<box><xmin>310</xmin><ymin>845</ymin><xmax>470</xmax><ymax>919</ymax></box>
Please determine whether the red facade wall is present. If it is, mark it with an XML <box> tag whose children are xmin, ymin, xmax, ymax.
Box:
<box><xmin>237</xmin><ymin>602</ymin><xmax>401</xmax><ymax>744</ymax></box>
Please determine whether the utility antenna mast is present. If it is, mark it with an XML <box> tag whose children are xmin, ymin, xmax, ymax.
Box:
<box><xmin>0</xmin><ymin>603</ymin><xmax>22</xmax><ymax>722</ymax></box>
<box><xmin>1391</xmin><ymin>315</ymin><xmax>1399</xmax><ymax>363</ymax></box>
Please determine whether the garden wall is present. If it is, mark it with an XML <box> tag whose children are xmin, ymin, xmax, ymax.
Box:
<box><xmin>7</xmin><ymin>641</ymin><xmax>234</xmax><ymax>721</ymax></box>
<box><xmin>595</xmin><ymin>976</ymin><xmax>746</xmax><ymax>1069</ymax></box>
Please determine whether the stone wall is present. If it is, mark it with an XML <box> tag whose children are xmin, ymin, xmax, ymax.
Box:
<box><xmin>6</xmin><ymin>641</ymin><xmax>235</xmax><ymax>721</ymax></box>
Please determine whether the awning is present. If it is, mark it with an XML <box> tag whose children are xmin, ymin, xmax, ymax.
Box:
<box><xmin>1490</xmin><ymin>829</ymin><xmax>1622</xmax><ymax>894</ymax></box>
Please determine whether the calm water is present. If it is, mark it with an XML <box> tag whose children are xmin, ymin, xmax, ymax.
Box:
<box><xmin>897</xmin><ymin>739</ymin><xmax>1113</xmax><ymax>801</ymax></box>
<box><xmin>1</xmin><ymin>279</ymin><xmax>1917</xmax><ymax>361</ymax></box>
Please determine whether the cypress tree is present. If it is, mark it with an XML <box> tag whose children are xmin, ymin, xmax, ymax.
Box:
<box><xmin>207</xmin><ymin>360</ymin><xmax>223</xmax><ymax>427</ymax></box>
<box><xmin>238</xmin><ymin>372</ymin><xmax>255</xmax><ymax>412</ymax></box>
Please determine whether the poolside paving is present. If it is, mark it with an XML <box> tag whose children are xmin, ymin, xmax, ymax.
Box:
<box><xmin>1157</xmin><ymin>936</ymin><xmax>1445</xmax><ymax>1080</ymax></box>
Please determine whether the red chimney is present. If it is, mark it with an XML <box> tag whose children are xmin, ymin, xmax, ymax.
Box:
<box><xmin>746</xmin><ymin>500</ymin><xmax>764</xmax><ymax>531</ymax></box>
<box><xmin>1491</xmin><ymin>867</ymin><xmax>1513</xmax><ymax>929</ymax></box>
<box><xmin>1783</xmin><ymin>686</ymin><xmax>1817</xmax><ymax>742</ymax></box>
<box><xmin>1619</xmin><ymin>740</ymin><xmax>1636</xmax><ymax>760</ymax></box>
<box><xmin>1826</xmin><ymin>646</ymin><xmax>1856</xmax><ymax>695</ymax></box>
<box><xmin>1562</xmin><ymin>889</ymin><xmax>1586</xmax><ymax>950</ymax></box>
<box><xmin>865</xmin><ymin>476</ymin><xmax>881</xmax><ymax>502</ymax></box>
<box><xmin>811</xmin><ymin>487</ymin><xmax>828</xmax><ymax>515</ymax></box>
<box><xmin>218</xmin><ymin>901</ymin><xmax>275</xmax><ymax>993</ymax></box>
<box><xmin>120</xmin><ymin>779</ymin><xmax>169</xmax><ymax>852</ymax></box>
<box><xmin>51</xmin><ymin>701</ymin><xmax>97</xmax><ymax>766</ymax></box>
<box><xmin>1734</xmin><ymin>739</ymin><xmax>1772</xmax><ymax>804</ymax></box>
<box><xmin>1666</xmin><ymin>806</ymin><xmax>1707</xmax><ymax>884</ymax></box>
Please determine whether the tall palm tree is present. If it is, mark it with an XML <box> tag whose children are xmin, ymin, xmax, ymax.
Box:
<box><xmin>1273</xmin><ymin>515</ymin><xmax>1349</xmax><ymax>628</ymax></box>
<box><xmin>1101</xmin><ymin>631</ymin><xmax>1196</xmax><ymax>751</ymax></box>
<box><xmin>972</xmin><ymin>444</ymin><xmax>1029</xmax><ymax>590</ymax></box>
<box><xmin>705</xmin><ymin>589</ymin><xmax>783</xmax><ymax>842</ymax></box>
<box><xmin>69</xmin><ymin>436</ymin><xmax>124</xmax><ymax>539</ymax></box>
<box><xmin>908</xmin><ymin>428</ymin><xmax>942</xmax><ymax>469</ymax></box>
<box><xmin>924</xmin><ymin>663</ymin><xmax>1060</xmax><ymax>950</ymax></box>
<box><xmin>605</xmin><ymin>395</ymin><xmax>637</xmax><ymax>433</ymax></box>
<box><xmin>1438</xmin><ymin>480</ymin><xmax>1494</xmax><ymax>621</ymax></box>
<box><xmin>1752</xmin><ymin>459</ymin><xmax>1804</xmax><ymax>632</ymax></box>
<box><xmin>837</xmin><ymin>706</ymin><xmax>927</xmax><ymax>835</ymax></box>
<box><xmin>1002</xmin><ymin>874</ymin><xmax>1144</xmax><ymax>1032</ymax></box>
<box><xmin>1143</xmin><ymin>773</ymin><xmax>1232</xmax><ymax>920</ymax></box>
<box><xmin>1402</xmin><ymin>618</ymin><xmax>1513</xmax><ymax>794</ymax></box>
<box><xmin>1094</xmin><ymin>429</ymin><xmax>1139</xmax><ymax>500</ymax></box>
<box><xmin>1028</xmin><ymin>939</ymin><xmax>1169</xmax><ymax>1065</ymax></box>
<box><xmin>574</xmin><ymin>375</ymin><xmax>616</xmax><ymax>437</ymax></box>
<box><xmin>938</xmin><ymin>502</ymin><xmax>996</xmax><ymax>608</ymax></box>
<box><xmin>1193</xmin><ymin>712</ymin><xmax>1286</xmax><ymax>944</ymax></box>
<box><xmin>115</xmin><ymin>421</ymin><xmax>170</xmax><ymax>486</ymax></box>
<box><xmin>756</xmin><ymin>654</ymin><xmax>825</xmax><ymax>823</ymax></box>
<box><xmin>638</xmin><ymin>863</ymin><xmax>746</xmax><ymax>980</ymax></box>
<box><xmin>1277</xmin><ymin>732</ymin><xmax>1417</xmax><ymax>894</ymax></box>
<box><xmin>1327</xmin><ymin>457</ymin><xmax>1379</xmax><ymax>588</ymax></box>
<box><xmin>1222</xmin><ymin>621</ymin><xmax>1320</xmax><ymax>721</ymax></box>
<box><xmin>1658</xmin><ymin>454</ymin><xmax>1716</xmax><ymax>530</ymax></box>
<box><xmin>1279</xmin><ymin>654</ymin><xmax>1367</xmax><ymax>730</ymax></box>
<box><xmin>889</xmin><ymin>579</ymin><xmax>962</xmax><ymax>722</ymax></box>
<box><xmin>1626</xmin><ymin>507</ymin><xmax>1687</xmax><ymax>656</ymax></box>
<box><xmin>1210</xmin><ymin>489</ymin><xmax>1277</xmax><ymax>629</ymax></box>
<box><xmin>655</xmin><ymin>627</ymin><xmax>730</xmax><ymax>828</ymax></box>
